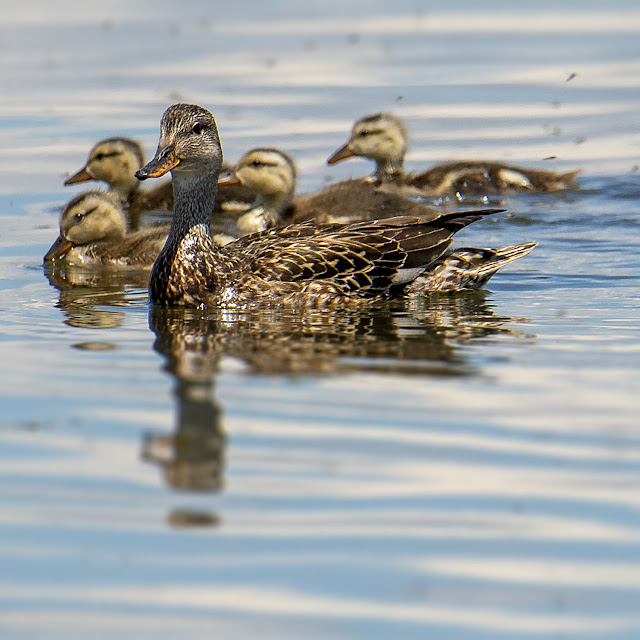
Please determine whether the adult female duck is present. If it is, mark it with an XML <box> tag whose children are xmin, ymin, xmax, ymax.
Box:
<box><xmin>136</xmin><ymin>104</ymin><xmax>534</xmax><ymax>308</ymax></box>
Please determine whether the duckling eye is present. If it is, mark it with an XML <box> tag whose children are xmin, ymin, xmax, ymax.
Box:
<box><xmin>74</xmin><ymin>206</ymin><xmax>97</xmax><ymax>223</ymax></box>
<box><xmin>95</xmin><ymin>153</ymin><xmax>105</xmax><ymax>161</ymax></box>
<box><xmin>251</xmin><ymin>159</ymin><xmax>262</xmax><ymax>167</ymax></box>
<box><xmin>192</xmin><ymin>123</ymin><xmax>204</xmax><ymax>135</ymax></box>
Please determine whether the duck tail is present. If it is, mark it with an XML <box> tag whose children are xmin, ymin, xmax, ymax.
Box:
<box><xmin>409</xmin><ymin>241</ymin><xmax>537</xmax><ymax>293</ymax></box>
<box><xmin>558</xmin><ymin>169</ymin><xmax>582</xmax><ymax>189</ymax></box>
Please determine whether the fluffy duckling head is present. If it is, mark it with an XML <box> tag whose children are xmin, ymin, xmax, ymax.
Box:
<box><xmin>220</xmin><ymin>147</ymin><xmax>297</xmax><ymax>219</ymax></box>
<box><xmin>327</xmin><ymin>113</ymin><xmax>408</xmax><ymax>178</ymax></box>
<box><xmin>64</xmin><ymin>137</ymin><xmax>145</xmax><ymax>199</ymax></box>
<box><xmin>44</xmin><ymin>191</ymin><xmax>127</xmax><ymax>261</ymax></box>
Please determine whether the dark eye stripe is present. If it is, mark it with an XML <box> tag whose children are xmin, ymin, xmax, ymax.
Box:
<box><xmin>249</xmin><ymin>160</ymin><xmax>280</xmax><ymax>168</ymax></box>
<box><xmin>73</xmin><ymin>205</ymin><xmax>98</xmax><ymax>222</ymax></box>
<box><xmin>358</xmin><ymin>128</ymin><xmax>384</xmax><ymax>137</ymax></box>
<box><xmin>93</xmin><ymin>152</ymin><xmax>120</xmax><ymax>161</ymax></box>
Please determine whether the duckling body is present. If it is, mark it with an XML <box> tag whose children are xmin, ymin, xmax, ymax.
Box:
<box><xmin>136</xmin><ymin>104</ymin><xmax>535</xmax><ymax>308</ymax></box>
<box><xmin>328</xmin><ymin>113</ymin><xmax>581</xmax><ymax>196</ymax></box>
<box><xmin>404</xmin><ymin>161</ymin><xmax>581</xmax><ymax>196</ymax></box>
<box><xmin>65</xmin><ymin>137</ymin><xmax>254</xmax><ymax>219</ymax></box>
<box><xmin>220</xmin><ymin>147</ymin><xmax>442</xmax><ymax>234</ymax></box>
<box><xmin>44</xmin><ymin>191</ymin><xmax>169</xmax><ymax>268</ymax></box>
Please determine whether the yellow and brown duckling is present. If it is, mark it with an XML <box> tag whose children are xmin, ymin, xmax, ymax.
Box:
<box><xmin>135</xmin><ymin>103</ymin><xmax>535</xmax><ymax>308</ymax></box>
<box><xmin>328</xmin><ymin>113</ymin><xmax>581</xmax><ymax>196</ymax></box>
<box><xmin>44</xmin><ymin>191</ymin><xmax>169</xmax><ymax>268</ymax></box>
<box><xmin>64</xmin><ymin>137</ymin><xmax>255</xmax><ymax>219</ymax></box>
<box><xmin>219</xmin><ymin>147</ymin><xmax>444</xmax><ymax>233</ymax></box>
<box><xmin>64</xmin><ymin>138</ymin><xmax>174</xmax><ymax>217</ymax></box>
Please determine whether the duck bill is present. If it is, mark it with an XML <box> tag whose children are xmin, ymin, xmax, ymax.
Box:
<box><xmin>218</xmin><ymin>170</ymin><xmax>241</xmax><ymax>186</ymax></box>
<box><xmin>43</xmin><ymin>235</ymin><xmax>74</xmax><ymax>261</ymax></box>
<box><xmin>327</xmin><ymin>143</ymin><xmax>355</xmax><ymax>165</ymax></box>
<box><xmin>136</xmin><ymin>144</ymin><xmax>180</xmax><ymax>180</ymax></box>
<box><xmin>64</xmin><ymin>166</ymin><xmax>93</xmax><ymax>185</ymax></box>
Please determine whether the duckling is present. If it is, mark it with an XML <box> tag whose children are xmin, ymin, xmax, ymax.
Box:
<box><xmin>328</xmin><ymin>113</ymin><xmax>581</xmax><ymax>196</ymax></box>
<box><xmin>64</xmin><ymin>138</ymin><xmax>174</xmax><ymax>216</ymax></box>
<box><xmin>64</xmin><ymin>137</ymin><xmax>255</xmax><ymax>219</ymax></box>
<box><xmin>135</xmin><ymin>103</ymin><xmax>535</xmax><ymax>308</ymax></box>
<box><xmin>44</xmin><ymin>191</ymin><xmax>169</xmax><ymax>268</ymax></box>
<box><xmin>219</xmin><ymin>147</ymin><xmax>443</xmax><ymax>234</ymax></box>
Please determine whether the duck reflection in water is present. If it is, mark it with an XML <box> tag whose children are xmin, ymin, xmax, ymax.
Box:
<box><xmin>142</xmin><ymin>297</ymin><xmax>533</xmax><ymax>524</ymax></box>
<box><xmin>146</xmin><ymin>299</ymin><xmax>502</xmax><ymax>382</ymax></box>
<box><xmin>43</xmin><ymin>261</ymin><xmax>149</xmax><ymax>329</ymax></box>
<box><xmin>146</xmin><ymin>294</ymin><xmax>534</xmax><ymax>457</ymax></box>
<box><xmin>45</xmin><ymin>268</ymin><xmax>534</xmax><ymax>525</ymax></box>
<box><xmin>142</xmin><ymin>306</ymin><xmax>227</xmax><ymax>496</ymax></box>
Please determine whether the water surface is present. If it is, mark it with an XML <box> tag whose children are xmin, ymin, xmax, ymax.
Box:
<box><xmin>1</xmin><ymin>2</ymin><xmax>640</xmax><ymax>639</ymax></box>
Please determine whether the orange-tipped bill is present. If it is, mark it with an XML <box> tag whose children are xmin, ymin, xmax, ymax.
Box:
<box><xmin>136</xmin><ymin>145</ymin><xmax>179</xmax><ymax>180</ymax></box>
<box><xmin>64</xmin><ymin>166</ymin><xmax>93</xmax><ymax>186</ymax></box>
<box><xmin>44</xmin><ymin>235</ymin><xmax>74</xmax><ymax>261</ymax></box>
<box><xmin>327</xmin><ymin>143</ymin><xmax>355</xmax><ymax>165</ymax></box>
<box><xmin>218</xmin><ymin>170</ymin><xmax>241</xmax><ymax>186</ymax></box>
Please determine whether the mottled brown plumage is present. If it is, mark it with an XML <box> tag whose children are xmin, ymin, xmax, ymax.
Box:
<box><xmin>137</xmin><ymin>104</ymin><xmax>534</xmax><ymax>308</ymax></box>
<box><xmin>328</xmin><ymin>113</ymin><xmax>581</xmax><ymax>196</ymax></box>
<box><xmin>407</xmin><ymin>242</ymin><xmax>537</xmax><ymax>294</ymax></box>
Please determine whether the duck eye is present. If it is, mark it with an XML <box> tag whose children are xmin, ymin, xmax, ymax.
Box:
<box><xmin>251</xmin><ymin>159</ymin><xmax>262</xmax><ymax>167</ymax></box>
<box><xmin>95</xmin><ymin>153</ymin><xmax>105</xmax><ymax>161</ymax></box>
<box><xmin>358</xmin><ymin>129</ymin><xmax>370</xmax><ymax>137</ymax></box>
<box><xmin>74</xmin><ymin>213</ymin><xmax>84</xmax><ymax>223</ymax></box>
<box><xmin>192</xmin><ymin>123</ymin><xmax>204</xmax><ymax>135</ymax></box>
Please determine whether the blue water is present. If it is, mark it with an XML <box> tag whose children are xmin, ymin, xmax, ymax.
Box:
<box><xmin>1</xmin><ymin>2</ymin><xmax>640</xmax><ymax>638</ymax></box>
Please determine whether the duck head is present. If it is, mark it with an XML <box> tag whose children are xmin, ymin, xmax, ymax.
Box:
<box><xmin>219</xmin><ymin>148</ymin><xmax>297</xmax><ymax>232</ymax></box>
<box><xmin>64</xmin><ymin>138</ymin><xmax>145</xmax><ymax>199</ymax></box>
<box><xmin>44</xmin><ymin>191</ymin><xmax>127</xmax><ymax>261</ymax></box>
<box><xmin>218</xmin><ymin>147</ymin><xmax>296</xmax><ymax>206</ymax></box>
<box><xmin>327</xmin><ymin>113</ymin><xmax>408</xmax><ymax>178</ymax></box>
<box><xmin>136</xmin><ymin>104</ymin><xmax>223</xmax><ymax>184</ymax></box>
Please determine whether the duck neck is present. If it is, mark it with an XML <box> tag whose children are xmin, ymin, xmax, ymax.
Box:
<box><xmin>375</xmin><ymin>156</ymin><xmax>405</xmax><ymax>180</ymax></box>
<box><xmin>168</xmin><ymin>172</ymin><xmax>218</xmax><ymax>245</ymax></box>
<box><xmin>110</xmin><ymin>176</ymin><xmax>140</xmax><ymax>201</ymax></box>
<box><xmin>150</xmin><ymin>170</ymin><xmax>221</xmax><ymax>306</ymax></box>
<box><xmin>254</xmin><ymin>186</ymin><xmax>293</xmax><ymax>221</ymax></box>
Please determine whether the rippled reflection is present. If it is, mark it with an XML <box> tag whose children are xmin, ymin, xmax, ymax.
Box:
<box><xmin>147</xmin><ymin>293</ymin><xmax>531</xmax><ymax>380</ymax></box>
<box><xmin>141</xmin><ymin>296</ymin><xmax>532</xmax><ymax>509</ymax></box>
<box><xmin>44</xmin><ymin>261</ymin><xmax>534</xmax><ymax>503</ymax></box>
<box><xmin>141</xmin><ymin>376</ymin><xmax>226</xmax><ymax>493</ymax></box>
<box><xmin>43</xmin><ymin>262</ymin><xmax>149</xmax><ymax>328</ymax></box>
<box><xmin>44</xmin><ymin>256</ymin><xmax>534</xmax><ymax>377</ymax></box>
